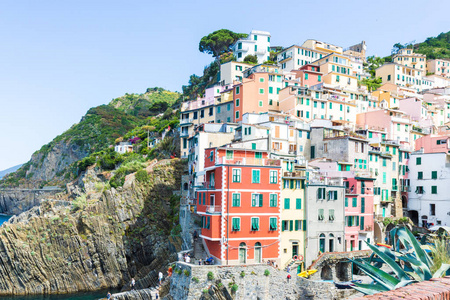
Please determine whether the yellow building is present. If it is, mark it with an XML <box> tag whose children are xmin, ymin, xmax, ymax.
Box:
<box><xmin>312</xmin><ymin>53</ymin><xmax>358</xmax><ymax>91</ymax></box>
<box><xmin>375</xmin><ymin>63</ymin><xmax>424</xmax><ymax>92</ymax></box>
<box><xmin>393</xmin><ymin>48</ymin><xmax>426</xmax><ymax>73</ymax></box>
<box><xmin>280</xmin><ymin>162</ymin><xmax>306</xmax><ymax>270</ymax></box>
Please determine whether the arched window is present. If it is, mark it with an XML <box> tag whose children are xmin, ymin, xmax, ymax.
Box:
<box><xmin>183</xmin><ymin>182</ymin><xmax>188</xmax><ymax>190</ymax></box>
<box><xmin>254</xmin><ymin>242</ymin><xmax>262</xmax><ymax>263</ymax></box>
<box><xmin>319</xmin><ymin>233</ymin><xmax>326</xmax><ymax>253</ymax></box>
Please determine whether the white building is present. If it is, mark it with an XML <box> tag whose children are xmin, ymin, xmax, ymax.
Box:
<box><xmin>408</xmin><ymin>151</ymin><xmax>450</xmax><ymax>227</ymax></box>
<box><xmin>232</xmin><ymin>30</ymin><xmax>271</xmax><ymax>64</ymax></box>
<box><xmin>115</xmin><ymin>142</ymin><xmax>133</xmax><ymax>154</ymax></box>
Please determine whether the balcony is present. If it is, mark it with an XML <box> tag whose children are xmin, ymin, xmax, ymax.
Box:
<box><xmin>196</xmin><ymin>181</ymin><xmax>215</xmax><ymax>190</ymax></box>
<box><xmin>362</xmin><ymin>225</ymin><xmax>373</xmax><ymax>232</ymax></box>
<box><xmin>216</xmin><ymin>157</ymin><xmax>281</xmax><ymax>167</ymax></box>
<box><xmin>346</xmin><ymin>188</ymin><xmax>357</xmax><ymax>195</ymax></box>
<box><xmin>401</xmin><ymin>186</ymin><xmax>411</xmax><ymax>192</ymax></box>
<box><xmin>180</xmin><ymin>118</ymin><xmax>194</xmax><ymax>125</ymax></box>
<box><xmin>206</xmin><ymin>205</ymin><xmax>221</xmax><ymax>214</ymax></box>
<box><xmin>283</xmin><ymin>171</ymin><xmax>306</xmax><ymax>179</ymax></box>
<box><xmin>180</xmin><ymin>131</ymin><xmax>189</xmax><ymax>138</ymax></box>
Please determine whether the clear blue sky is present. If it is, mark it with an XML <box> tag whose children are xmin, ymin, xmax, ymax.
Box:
<box><xmin>0</xmin><ymin>0</ymin><xmax>449</xmax><ymax>170</ymax></box>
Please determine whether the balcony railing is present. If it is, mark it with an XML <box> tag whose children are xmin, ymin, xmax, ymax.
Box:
<box><xmin>206</xmin><ymin>205</ymin><xmax>221</xmax><ymax>214</ymax></box>
<box><xmin>196</xmin><ymin>181</ymin><xmax>215</xmax><ymax>189</ymax></box>
<box><xmin>346</xmin><ymin>188</ymin><xmax>357</xmax><ymax>195</ymax></box>
<box><xmin>283</xmin><ymin>171</ymin><xmax>306</xmax><ymax>178</ymax></box>
<box><xmin>180</xmin><ymin>118</ymin><xmax>194</xmax><ymax>125</ymax></box>
<box><xmin>216</xmin><ymin>157</ymin><xmax>281</xmax><ymax>167</ymax></box>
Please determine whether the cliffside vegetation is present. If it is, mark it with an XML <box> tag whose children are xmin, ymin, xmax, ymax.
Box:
<box><xmin>0</xmin><ymin>87</ymin><xmax>181</xmax><ymax>189</ymax></box>
<box><xmin>415</xmin><ymin>31</ymin><xmax>450</xmax><ymax>59</ymax></box>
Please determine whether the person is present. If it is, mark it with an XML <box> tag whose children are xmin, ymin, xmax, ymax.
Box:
<box><xmin>198</xmin><ymin>258</ymin><xmax>202</xmax><ymax>265</ymax></box>
<box><xmin>106</xmin><ymin>292</ymin><xmax>111</xmax><ymax>300</ymax></box>
<box><xmin>193</xmin><ymin>230</ymin><xmax>198</xmax><ymax>240</ymax></box>
<box><xmin>186</xmin><ymin>255</ymin><xmax>191</xmax><ymax>263</ymax></box>
<box><xmin>287</xmin><ymin>274</ymin><xmax>291</xmax><ymax>283</ymax></box>
<box><xmin>167</xmin><ymin>266</ymin><xmax>173</xmax><ymax>277</ymax></box>
<box><xmin>159</xmin><ymin>271</ymin><xmax>163</xmax><ymax>285</ymax></box>
<box><xmin>130</xmin><ymin>278</ymin><xmax>136</xmax><ymax>290</ymax></box>
<box><xmin>287</xmin><ymin>265</ymin><xmax>291</xmax><ymax>273</ymax></box>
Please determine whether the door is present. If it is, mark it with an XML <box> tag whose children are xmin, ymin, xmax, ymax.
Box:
<box><xmin>311</xmin><ymin>146</ymin><xmax>315</xmax><ymax>159</ymax></box>
<box><xmin>239</xmin><ymin>243</ymin><xmax>246</xmax><ymax>264</ymax></box>
<box><xmin>382</xmin><ymin>207</ymin><xmax>386</xmax><ymax>217</ymax></box>
<box><xmin>292</xmin><ymin>244</ymin><xmax>298</xmax><ymax>257</ymax></box>
<box><xmin>254</xmin><ymin>242</ymin><xmax>262</xmax><ymax>263</ymax></box>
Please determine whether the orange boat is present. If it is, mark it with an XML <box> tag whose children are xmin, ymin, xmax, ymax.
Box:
<box><xmin>376</xmin><ymin>243</ymin><xmax>392</xmax><ymax>248</ymax></box>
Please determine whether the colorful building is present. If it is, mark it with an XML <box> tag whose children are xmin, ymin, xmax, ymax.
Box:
<box><xmin>196</xmin><ymin>147</ymin><xmax>281</xmax><ymax>265</ymax></box>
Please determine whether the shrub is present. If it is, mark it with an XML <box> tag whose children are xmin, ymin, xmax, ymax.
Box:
<box><xmin>207</xmin><ymin>271</ymin><xmax>214</xmax><ymax>280</ymax></box>
<box><xmin>240</xmin><ymin>271</ymin><xmax>245</xmax><ymax>278</ymax></box>
<box><xmin>251</xmin><ymin>271</ymin><xmax>256</xmax><ymax>275</ymax></box>
<box><xmin>192</xmin><ymin>277</ymin><xmax>199</xmax><ymax>283</ymax></box>
<box><xmin>217</xmin><ymin>282</ymin><xmax>223</xmax><ymax>288</ymax></box>
<box><xmin>184</xmin><ymin>269</ymin><xmax>190</xmax><ymax>276</ymax></box>
<box><xmin>30</xmin><ymin>251</ymin><xmax>35</xmax><ymax>256</ymax></box>
<box><xmin>231</xmin><ymin>284</ymin><xmax>238</xmax><ymax>292</ymax></box>
<box><xmin>135</xmin><ymin>169</ymin><xmax>149</xmax><ymax>182</ymax></box>
<box><xmin>202</xmin><ymin>289</ymin><xmax>209</xmax><ymax>294</ymax></box>
<box><xmin>72</xmin><ymin>194</ymin><xmax>87</xmax><ymax>211</ymax></box>
<box><xmin>264</xmin><ymin>269</ymin><xmax>270</xmax><ymax>276</ymax></box>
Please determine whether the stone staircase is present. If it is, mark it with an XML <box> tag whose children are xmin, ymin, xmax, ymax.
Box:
<box><xmin>193</xmin><ymin>236</ymin><xmax>208</xmax><ymax>263</ymax></box>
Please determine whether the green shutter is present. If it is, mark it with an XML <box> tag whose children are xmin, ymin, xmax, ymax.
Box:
<box><xmin>284</xmin><ymin>198</ymin><xmax>290</xmax><ymax>209</ymax></box>
<box><xmin>282</xmin><ymin>221</ymin><xmax>286</xmax><ymax>231</ymax></box>
<box><xmin>259</xmin><ymin>194</ymin><xmax>263</xmax><ymax>207</ymax></box>
<box><xmin>345</xmin><ymin>198</ymin><xmax>348</xmax><ymax>207</ymax></box>
<box><xmin>302</xmin><ymin>220</ymin><xmax>306</xmax><ymax>231</ymax></box>
<box><xmin>252</xmin><ymin>194</ymin><xmax>256</xmax><ymax>206</ymax></box>
<box><xmin>360</xmin><ymin>216</ymin><xmax>365</xmax><ymax>230</ymax></box>
<box><xmin>295</xmin><ymin>220</ymin><xmax>299</xmax><ymax>231</ymax></box>
<box><xmin>361</xmin><ymin>198</ymin><xmax>365</xmax><ymax>213</ymax></box>
<box><xmin>356</xmin><ymin>216</ymin><xmax>359</xmax><ymax>226</ymax></box>
<box><xmin>296</xmin><ymin>198</ymin><xmax>302</xmax><ymax>209</ymax></box>
<box><xmin>289</xmin><ymin>220</ymin><xmax>293</xmax><ymax>231</ymax></box>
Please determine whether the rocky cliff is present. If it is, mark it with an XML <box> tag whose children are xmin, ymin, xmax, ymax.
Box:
<box><xmin>0</xmin><ymin>188</ymin><xmax>63</xmax><ymax>215</ymax></box>
<box><xmin>0</xmin><ymin>158</ymin><xmax>185</xmax><ymax>296</ymax></box>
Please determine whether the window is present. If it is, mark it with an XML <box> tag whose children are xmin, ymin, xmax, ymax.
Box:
<box><xmin>259</xmin><ymin>88</ymin><xmax>264</xmax><ymax>94</ymax></box>
<box><xmin>282</xmin><ymin>220</ymin><xmax>289</xmax><ymax>231</ymax></box>
<box><xmin>352</xmin><ymin>197</ymin><xmax>357</xmax><ymax>207</ymax></box>
<box><xmin>284</xmin><ymin>198</ymin><xmax>290</xmax><ymax>209</ymax></box>
<box><xmin>269</xmin><ymin>86</ymin><xmax>273</xmax><ymax>94</ymax></box>
<box><xmin>193</xmin><ymin>111</ymin><xmax>198</xmax><ymax>119</ymax></box>
<box><xmin>270</xmin><ymin>170</ymin><xmax>277</xmax><ymax>184</ymax></box>
<box><xmin>416</xmin><ymin>157</ymin><xmax>421</xmax><ymax>165</ymax></box>
<box><xmin>305</xmin><ymin>73</ymin><xmax>309</xmax><ymax>80</ymax></box>
<box><xmin>329</xmin><ymin>209</ymin><xmax>335</xmax><ymax>221</ymax></box>
<box><xmin>318</xmin><ymin>209</ymin><xmax>324</xmax><ymax>221</ymax></box>
<box><xmin>345</xmin><ymin>197</ymin><xmax>348</xmax><ymax>207</ymax></box>
<box><xmin>259</xmin><ymin>77</ymin><xmax>264</xmax><ymax>83</ymax></box>
<box><xmin>416</xmin><ymin>186</ymin><xmax>424</xmax><ymax>194</ymax></box>
<box><xmin>269</xmin><ymin>194</ymin><xmax>277</xmax><ymax>207</ymax></box>
<box><xmin>328</xmin><ymin>191</ymin><xmax>338</xmax><ymax>200</ymax></box>
<box><xmin>252</xmin><ymin>194</ymin><xmax>263</xmax><ymax>207</ymax></box>
<box><xmin>235</xmin><ymin>111</ymin><xmax>239</xmax><ymax>120</ymax></box>
<box><xmin>236</xmin><ymin>99</ymin><xmax>240</xmax><ymax>107</ymax></box>
<box><xmin>318</xmin><ymin>75</ymin><xmax>321</xmax><ymax>82</ymax></box>
<box><xmin>317</xmin><ymin>188</ymin><xmax>326</xmax><ymax>200</ymax></box>
<box><xmin>254</xmin><ymin>35</ymin><xmax>257</xmax><ymax>41</ymax></box>
<box><xmin>432</xmin><ymin>171</ymin><xmax>437</xmax><ymax>179</ymax></box>
<box><xmin>432</xmin><ymin>186</ymin><xmax>437</xmax><ymax>194</ymax></box>
<box><xmin>232</xmin><ymin>218</ymin><xmax>240</xmax><ymax>231</ymax></box>
<box><xmin>430</xmin><ymin>204</ymin><xmax>436</xmax><ymax>216</ymax></box>
<box><xmin>361</xmin><ymin>198</ymin><xmax>365</xmax><ymax>213</ymax></box>
<box><xmin>269</xmin><ymin>217</ymin><xmax>277</xmax><ymax>231</ymax></box>
<box><xmin>209</xmin><ymin>151</ymin><xmax>214</xmax><ymax>162</ymax></box>
<box><xmin>296</xmin><ymin>198</ymin><xmax>302</xmax><ymax>209</ymax></box>
<box><xmin>226</xmin><ymin>150</ymin><xmax>233</xmax><ymax>159</ymax></box>
<box><xmin>200</xmin><ymin>110</ymin><xmax>204</xmax><ymax>118</ymax></box>
<box><xmin>232</xmin><ymin>193</ymin><xmax>241</xmax><ymax>207</ymax></box>
<box><xmin>236</xmin><ymin>86</ymin><xmax>240</xmax><ymax>94</ymax></box>
<box><xmin>251</xmin><ymin>218</ymin><xmax>259</xmax><ymax>231</ymax></box>
<box><xmin>232</xmin><ymin>169</ymin><xmax>241</xmax><ymax>183</ymax></box>
<box><xmin>360</xmin><ymin>216</ymin><xmax>365</xmax><ymax>230</ymax></box>
<box><xmin>295</xmin><ymin>220</ymin><xmax>301</xmax><ymax>231</ymax></box>
<box><xmin>418</xmin><ymin>171</ymin><xmax>423</xmax><ymax>180</ymax></box>
<box><xmin>258</xmin><ymin>100</ymin><xmax>263</xmax><ymax>107</ymax></box>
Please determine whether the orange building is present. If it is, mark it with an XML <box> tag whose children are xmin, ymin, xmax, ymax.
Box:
<box><xmin>233</xmin><ymin>64</ymin><xmax>283</xmax><ymax>122</ymax></box>
<box><xmin>196</xmin><ymin>147</ymin><xmax>282</xmax><ymax>265</ymax></box>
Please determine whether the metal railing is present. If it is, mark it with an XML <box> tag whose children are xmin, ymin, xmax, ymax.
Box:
<box><xmin>283</xmin><ymin>171</ymin><xmax>306</xmax><ymax>178</ymax></box>
<box><xmin>216</xmin><ymin>157</ymin><xmax>281</xmax><ymax>167</ymax></box>
<box><xmin>206</xmin><ymin>205</ymin><xmax>221</xmax><ymax>214</ymax></box>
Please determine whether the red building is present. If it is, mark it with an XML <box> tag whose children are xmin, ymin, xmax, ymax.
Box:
<box><xmin>291</xmin><ymin>64</ymin><xmax>323</xmax><ymax>87</ymax></box>
<box><xmin>196</xmin><ymin>147</ymin><xmax>281</xmax><ymax>265</ymax></box>
<box><xmin>344</xmin><ymin>177</ymin><xmax>375</xmax><ymax>251</ymax></box>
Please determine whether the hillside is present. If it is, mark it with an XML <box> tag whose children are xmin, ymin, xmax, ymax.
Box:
<box><xmin>415</xmin><ymin>31</ymin><xmax>450</xmax><ymax>59</ymax></box>
<box><xmin>0</xmin><ymin>164</ymin><xmax>23</xmax><ymax>180</ymax></box>
<box><xmin>0</xmin><ymin>88</ymin><xmax>180</xmax><ymax>189</ymax></box>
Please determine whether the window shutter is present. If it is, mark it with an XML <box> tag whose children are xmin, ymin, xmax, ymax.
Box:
<box><xmin>302</xmin><ymin>220</ymin><xmax>307</xmax><ymax>231</ymax></box>
<box><xmin>356</xmin><ymin>216</ymin><xmax>359</xmax><ymax>226</ymax></box>
<box><xmin>259</xmin><ymin>194</ymin><xmax>263</xmax><ymax>207</ymax></box>
<box><xmin>295</xmin><ymin>220</ymin><xmax>299</xmax><ymax>231</ymax></box>
<box><xmin>282</xmin><ymin>221</ymin><xmax>286</xmax><ymax>231</ymax></box>
<box><xmin>289</xmin><ymin>220</ymin><xmax>293</xmax><ymax>231</ymax></box>
<box><xmin>296</xmin><ymin>198</ymin><xmax>301</xmax><ymax>209</ymax></box>
<box><xmin>360</xmin><ymin>216</ymin><xmax>365</xmax><ymax>230</ymax></box>
<box><xmin>252</xmin><ymin>195</ymin><xmax>256</xmax><ymax>206</ymax></box>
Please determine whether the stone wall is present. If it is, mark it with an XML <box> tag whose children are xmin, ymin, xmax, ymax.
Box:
<box><xmin>308</xmin><ymin>250</ymin><xmax>371</xmax><ymax>282</ymax></box>
<box><xmin>167</xmin><ymin>262</ymin><xmax>360</xmax><ymax>300</ymax></box>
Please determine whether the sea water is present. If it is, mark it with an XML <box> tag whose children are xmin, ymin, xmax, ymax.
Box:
<box><xmin>0</xmin><ymin>215</ymin><xmax>11</xmax><ymax>226</ymax></box>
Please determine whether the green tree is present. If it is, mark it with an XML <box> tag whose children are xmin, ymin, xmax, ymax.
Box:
<box><xmin>199</xmin><ymin>29</ymin><xmax>247</xmax><ymax>58</ymax></box>
<box><xmin>392</xmin><ymin>43</ymin><xmax>404</xmax><ymax>54</ymax></box>
<box><xmin>243</xmin><ymin>54</ymin><xmax>258</xmax><ymax>64</ymax></box>
<box><xmin>364</xmin><ymin>56</ymin><xmax>385</xmax><ymax>77</ymax></box>
<box><xmin>359</xmin><ymin>77</ymin><xmax>383</xmax><ymax>92</ymax></box>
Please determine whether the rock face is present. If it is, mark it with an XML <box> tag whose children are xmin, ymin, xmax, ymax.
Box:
<box><xmin>0</xmin><ymin>189</ymin><xmax>63</xmax><ymax>215</ymax></box>
<box><xmin>27</xmin><ymin>140</ymin><xmax>89</xmax><ymax>183</ymax></box>
<box><xmin>0</xmin><ymin>159</ymin><xmax>184</xmax><ymax>296</ymax></box>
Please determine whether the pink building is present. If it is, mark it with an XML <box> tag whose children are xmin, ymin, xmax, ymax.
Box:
<box><xmin>344</xmin><ymin>177</ymin><xmax>375</xmax><ymax>251</ymax></box>
<box><xmin>291</xmin><ymin>64</ymin><xmax>323</xmax><ymax>87</ymax></box>
<box><xmin>414</xmin><ymin>135</ymin><xmax>450</xmax><ymax>153</ymax></box>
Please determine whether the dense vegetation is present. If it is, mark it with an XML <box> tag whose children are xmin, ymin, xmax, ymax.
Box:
<box><xmin>415</xmin><ymin>31</ymin><xmax>450</xmax><ymax>60</ymax></box>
